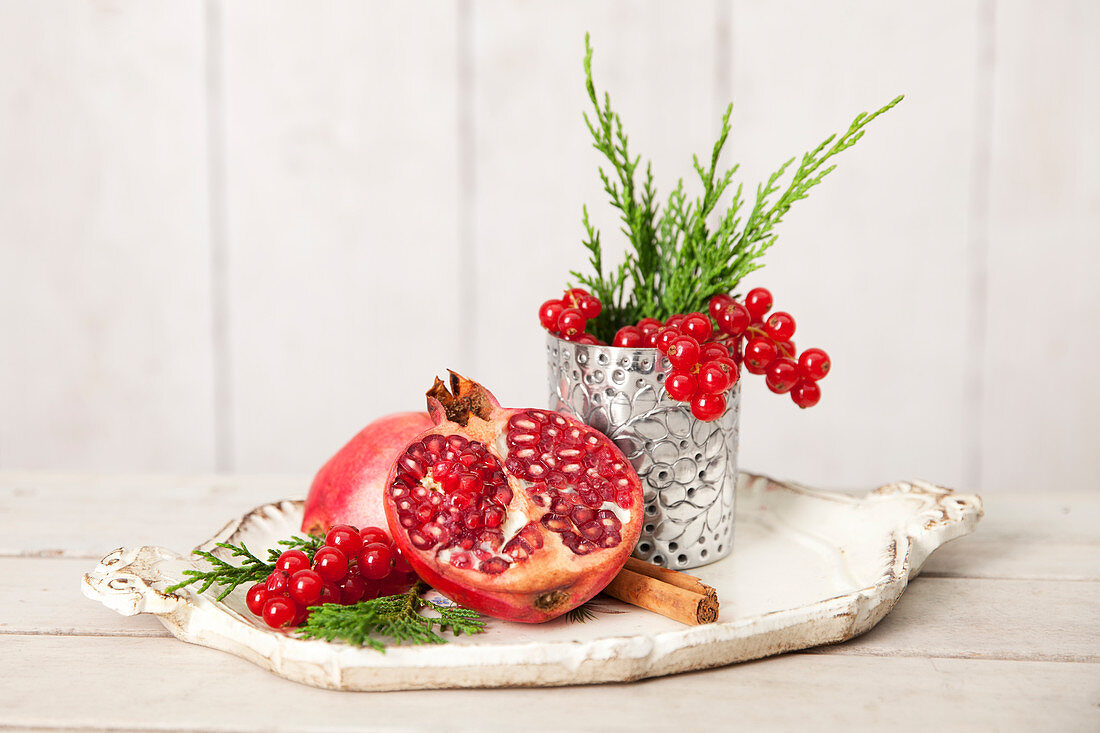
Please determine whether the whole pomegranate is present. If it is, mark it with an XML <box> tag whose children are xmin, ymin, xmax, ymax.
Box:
<box><xmin>302</xmin><ymin>412</ymin><xmax>434</xmax><ymax>536</ymax></box>
<box><xmin>383</xmin><ymin>372</ymin><xmax>643</xmax><ymax>623</ymax></box>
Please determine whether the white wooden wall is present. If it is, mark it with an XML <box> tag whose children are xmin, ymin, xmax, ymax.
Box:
<box><xmin>1</xmin><ymin>1</ymin><xmax>1097</xmax><ymax>494</ymax></box>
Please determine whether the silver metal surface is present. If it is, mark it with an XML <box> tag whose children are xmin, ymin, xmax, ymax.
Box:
<box><xmin>547</xmin><ymin>334</ymin><xmax>739</xmax><ymax>569</ymax></box>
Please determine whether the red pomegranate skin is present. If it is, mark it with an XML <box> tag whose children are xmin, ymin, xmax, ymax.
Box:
<box><xmin>302</xmin><ymin>412</ymin><xmax>434</xmax><ymax>536</ymax></box>
<box><xmin>383</xmin><ymin>372</ymin><xmax>644</xmax><ymax>623</ymax></box>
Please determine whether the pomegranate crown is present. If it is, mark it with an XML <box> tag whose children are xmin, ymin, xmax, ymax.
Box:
<box><xmin>425</xmin><ymin>371</ymin><xmax>496</xmax><ymax>427</ymax></box>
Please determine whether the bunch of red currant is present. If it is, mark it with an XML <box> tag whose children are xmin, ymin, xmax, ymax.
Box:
<box><xmin>536</xmin><ymin>286</ymin><xmax>831</xmax><ymax>417</ymax></box>
<box><xmin>708</xmin><ymin>288</ymin><xmax>830</xmax><ymax>408</ymax></box>
<box><xmin>538</xmin><ymin>288</ymin><xmax>603</xmax><ymax>345</ymax></box>
<box><xmin>245</xmin><ymin>525</ymin><xmax>418</xmax><ymax>629</ymax></box>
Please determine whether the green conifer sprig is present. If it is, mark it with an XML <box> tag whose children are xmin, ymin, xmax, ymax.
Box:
<box><xmin>298</xmin><ymin>582</ymin><xmax>486</xmax><ymax>652</ymax></box>
<box><xmin>574</xmin><ymin>33</ymin><xmax>902</xmax><ymax>342</ymax></box>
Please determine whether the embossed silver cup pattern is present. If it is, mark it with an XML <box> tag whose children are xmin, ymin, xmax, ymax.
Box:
<box><xmin>546</xmin><ymin>334</ymin><xmax>739</xmax><ymax>569</ymax></box>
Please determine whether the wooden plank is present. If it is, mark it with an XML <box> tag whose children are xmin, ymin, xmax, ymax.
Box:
<box><xmin>822</xmin><ymin>577</ymin><xmax>1100</xmax><ymax>663</ymax></box>
<box><xmin>0</xmin><ymin>473</ymin><xmax>305</xmax><ymax>558</ymax></box>
<box><xmin>923</xmin><ymin>490</ymin><xmax>1100</xmax><ymax>580</ymax></box>
<box><xmin>980</xmin><ymin>1</ymin><xmax>1100</xmax><ymax>493</ymax></box>
<box><xmin>0</xmin><ymin>1</ymin><xmax>215</xmax><ymax>471</ymax></box>
<box><xmin>725</xmin><ymin>2</ymin><xmax>981</xmax><ymax>492</ymax></box>
<box><xmin>220</xmin><ymin>1</ymin><xmax>463</xmax><ymax>473</ymax></box>
<box><xmin>468</xmin><ymin>0</ymin><xmax>725</xmax><ymax>410</ymax></box>
<box><xmin>1</xmin><ymin>636</ymin><xmax>1096</xmax><ymax>731</ymax></box>
<box><xmin>21</xmin><ymin>548</ymin><xmax>1095</xmax><ymax>668</ymax></box>
<box><xmin>3</xmin><ymin>473</ymin><xmax>1096</xmax><ymax>581</ymax></box>
<box><xmin>1</xmin><ymin>558</ymin><xmax>167</xmax><ymax>638</ymax></box>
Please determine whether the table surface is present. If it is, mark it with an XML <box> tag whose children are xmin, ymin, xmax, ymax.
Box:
<box><xmin>3</xmin><ymin>473</ymin><xmax>1097</xmax><ymax>732</ymax></box>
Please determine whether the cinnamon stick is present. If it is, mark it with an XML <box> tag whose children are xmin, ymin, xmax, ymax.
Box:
<box><xmin>602</xmin><ymin>559</ymin><xmax>719</xmax><ymax>626</ymax></box>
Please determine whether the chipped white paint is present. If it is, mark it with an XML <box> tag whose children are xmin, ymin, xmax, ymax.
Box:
<box><xmin>82</xmin><ymin>472</ymin><xmax>981</xmax><ymax>691</ymax></box>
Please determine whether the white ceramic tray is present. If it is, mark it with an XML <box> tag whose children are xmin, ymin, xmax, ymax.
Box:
<box><xmin>82</xmin><ymin>472</ymin><xmax>981</xmax><ymax>691</ymax></box>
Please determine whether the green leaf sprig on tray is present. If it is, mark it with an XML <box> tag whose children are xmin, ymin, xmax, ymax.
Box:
<box><xmin>165</xmin><ymin>534</ymin><xmax>325</xmax><ymax>601</ymax></box>
<box><xmin>298</xmin><ymin>581</ymin><xmax>486</xmax><ymax>652</ymax></box>
<box><xmin>166</xmin><ymin>534</ymin><xmax>485</xmax><ymax>650</ymax></box>
<box><xmin>574</xmin><ymin>33</ymin><xmax>903</xmax><ymax>342</ymax></box>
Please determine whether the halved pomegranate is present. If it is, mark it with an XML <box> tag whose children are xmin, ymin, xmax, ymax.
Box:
<box><xmin>302</xmin><ymin>412</ymin><xmax>434</xmax><ymax>536</ymax></box>
<box><xmin>383</xmin><ymin>372</ymin><xmax>643</xmax><ymax>623</ymax></box>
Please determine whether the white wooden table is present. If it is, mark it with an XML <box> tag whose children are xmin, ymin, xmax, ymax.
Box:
<box><xmin>3</xmin><ymin>473</ymin><xmax>1097</xmax><ymax>731</ymax></box>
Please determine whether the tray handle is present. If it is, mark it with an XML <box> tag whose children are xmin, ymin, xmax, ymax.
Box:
<box><xmin>81</xmin><ymin>545</ymin><xmax>187</xmax><ymax>617</ymax></box>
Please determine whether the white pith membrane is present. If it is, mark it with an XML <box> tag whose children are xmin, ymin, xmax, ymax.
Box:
<box><xmin>387</xmin><ymin>410</ymin><xmax>636</xmax><ymax>577</ymax></box>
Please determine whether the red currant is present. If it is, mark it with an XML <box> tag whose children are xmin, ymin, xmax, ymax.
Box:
<box><xmin>392</xmin><ymin>547</ymin><xmax>413</xmax><ymax>574</ymax></box>
<box><xmin>563</xmin><ymin>287</ymin><xmax>590</xmax><ymax>308</ymax></box>
<box><xmin>613</xmin><ymin>326</ymin><xmax>644</xmax><ymax>348</ymax></box>
<box><xmin>666</xmin><ymin>336</ymin><xmax>701</xmax><ymax>369</ymax></box>
<box><xmin>765</xmin><ymin>358</ymin><xmax>799</xmax><ymax>394</ymax></box>
<box><xmin>774</xmin><ymin>339</ymin><xmax>796</xmax><ymax>359</ymax></box>
<box><xmin>319</xmin><ymin>583</ymin><xmax>340</xmax><ymax>605</ymax></box>
<box><xmin>359</xmin><ymin>527</ymin><xmax>389</xmax><ymax>545</ymax></box>
<box><xmin>744</xmin><ymin>337</ymin><xmax>778</xmax><ymax>371</ymax></box>
<box><xmin>358</xmin><ymin>543</ymin><xmax>394</xmax><ymax>581</ymax></box>
<box><xmin>289</xmin><ymin>569</ymin><xmax>324</xmax><ymax>606</ymax></box>
<box><xmin>637</xmin><ymin>317</ymin><xmax>662</xmax><ymax>335</ymax></box>
<box><xmin>799</xmin><ymin>348</ymin><xmax>831</xmax><ymax>381</ymax></box>
<box><xmin>643</xmin><ymin>331</ymin><xmax>659</xmax><ymax>347</ymax></box>
<box><xmin>574</xmin><ymin>333</ymin><xmax>600</xmax><ymax>345</ymax></box>
<box><xmin>538</xmin><ymin>299</ymin><xmax>564</xmax><ymax>332</ymax></box>
<box><xmin>655</xmin><ymin>327</ymin><xmax>680</xmax><ymax>354</ymax></box>
<box><xmin>312</xmin><ymin>547</ymin><xmax>349</xmax><ymax>582</ymax></box>
<box><xmin>745</xmin><ymin>288</ymin><xmax>773</xmax><ymax>320</ymax></box>
<box><xmin>246</xmin><ymin>583</ymin><xmax>269</xmax><ymax>616</ymax></box>
<box><xmin>716</xmin><ymin>302</ymin><xmax>751</xmax><ymax>336</ymax></box>
<box><xmin>708</xmin><ymin>293</ymin><xmax>734</xmax><ymax>321</ymax></box>
<box><xmin>275</xmin><ymin>549</ymin><xmax>310</xmax><ymax>576</ymax></box>
<box><xmin>691</xmin><ymin>392</ymin><xmax>727</xmax><ymax>421</ymax></box>
<box><xmin>557</xmin><ymin>308</ymin><xmax>587</xmax><ymax>337</ymax></box>
<box><xmin>681</xmin><ymin>313</ymin><xmax>713</xmax><ymax>342</ymax></box>
<box><xmin>697</xmin><ymin>361</ymin><xmax>733</xmax><ymax>394</ymax></box>
<box><xmin>325</xmin><ymin>524</ymin><xmax>363</xmax><ymax>557</ymax></box>
<box><xmin>338</xmin><ymin>574</ymin><xmax>368</xmax><ymax>605</ymax></box>
<box><xmin>665</xmin><ymin>371</ymin><xmax>698</xmax><ymax>401</ymax></box>
<box><xmin>262</xmin><ymin>596</ymin><xmax>297</xmax><ymax>628</ymax></box>
<box><xmin>791</xmin><ymin>379</ymin><xmax>822</xmax><ymax>408</ymax></box>
<box><xmin>699</xmin><ymin>342</ymin><xmax>729</xmax><ymax>362</ymax></box>
<box><xmin>577</xmin><ymin>294</ymin><xmax>602</xmax><ymax>319</ymax></box>
<box><xmin>714</xmin><ymin>356</ymin><xmax>741</xmax><ymax>386</ymax></box>
<box><xmin>665</xmin><ymin>314</ymin><xmax>686</xmax><ymax>330</ymax></box>
<box><xmin>765</xmin><ymin>311</ymin><xmax>796</xmax><ymax>342</ymax></box>
<box><xmin>265</xmin><ymin>570</ymin><xmax>290</xmax><ymax>594</ymax></box>
<box><xmin>291</xmin><ymin>602</ymin><xmax>309</xmax><ymax>627</ymax></box>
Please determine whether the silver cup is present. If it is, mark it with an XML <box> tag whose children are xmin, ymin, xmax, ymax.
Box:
<box><xmin>546</xmin><ymin>334</ymin><xmax>739</xmax><ymax>569</ymax></box>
